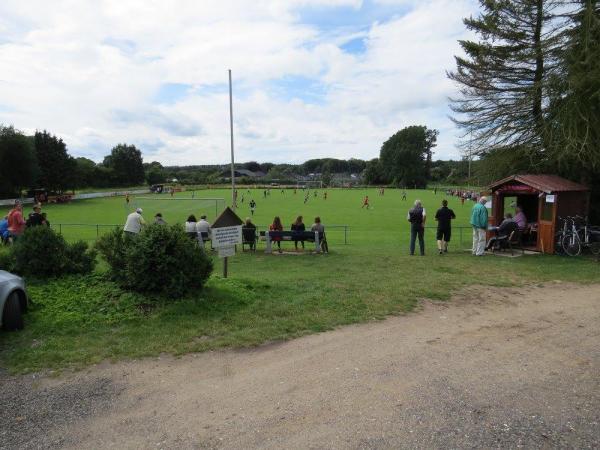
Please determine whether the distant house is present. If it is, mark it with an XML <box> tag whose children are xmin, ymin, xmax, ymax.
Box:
<box><xmin>222</xmin><ymin>169</ymin><xmax>266</xmax><ymax>179</ymax></box>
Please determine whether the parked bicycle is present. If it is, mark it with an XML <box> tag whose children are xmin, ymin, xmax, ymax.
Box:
<box><xmin>559</xmin><ymin>215</ymin><xmax>600</xmax><ymax>257</ymax></box>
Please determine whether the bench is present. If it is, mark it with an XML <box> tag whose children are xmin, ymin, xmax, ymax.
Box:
<box><xmin>263</xmin><ymin>230</ymin><xmax>323</xmax><ymax>253</ymax></box>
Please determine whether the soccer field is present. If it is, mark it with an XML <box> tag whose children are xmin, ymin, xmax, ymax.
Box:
<box><xmin>17</xmin><ymin>187</ymin><xmax>475</xmax><ymax>250</ymax></box>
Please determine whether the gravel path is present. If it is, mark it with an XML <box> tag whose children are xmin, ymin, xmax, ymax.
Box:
<box><xmin>1</xmin><ymin>282</ymin><xmax>599</xmax><ymax>449</ymax></box>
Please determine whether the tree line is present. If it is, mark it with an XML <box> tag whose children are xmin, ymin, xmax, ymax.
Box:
<box><xmin>0</xmin><ymin>126</ymin><xmax>145</xmax><ymax>196</ymax></box>
<box><xmin>448</xmin><ymin>0</ymin><xmax>600</xmax><ymax>220</ymax></box>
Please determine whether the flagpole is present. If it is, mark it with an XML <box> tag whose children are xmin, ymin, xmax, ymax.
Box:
<box><xmin>228</xmin><ymin>69</ymin><xmax>236</xmax><ymax>211</ymax></box>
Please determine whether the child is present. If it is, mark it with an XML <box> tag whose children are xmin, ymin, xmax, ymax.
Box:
<box><xmin>361</xmin><ymin>195</ymin><xmax>369</xmax><ymax>209</ymax></box>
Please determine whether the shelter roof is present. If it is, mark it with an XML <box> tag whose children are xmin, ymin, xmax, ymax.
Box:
<box><xmin>490</xmin><ymin>174</ymin><xmax>589</xmax><ymax>193</ymax></box>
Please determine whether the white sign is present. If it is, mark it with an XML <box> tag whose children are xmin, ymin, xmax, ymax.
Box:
<box><xmin>218</xmin><ymin>245</ymin><xmax>235</xmax><ymax>258</ymax></box>
<box><xmin>546</xmin><ymin>194</ymin><xmax>555</xmax><ymax>203</ymax></box>
<box><xmin>211</xmin><ymin>225</ymin><xmax>242</xmax><ymax>248</ymax></box>
<box><xmin>485</xmin><ymin>200</ymin><xmax>492</xmax><ymax>209</ymax></box>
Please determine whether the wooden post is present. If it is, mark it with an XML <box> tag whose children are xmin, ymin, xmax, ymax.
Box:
<box><xmin>223</xmin><ymin>256</ymin><xmax>228</xmax><ymax>278</ymax></box>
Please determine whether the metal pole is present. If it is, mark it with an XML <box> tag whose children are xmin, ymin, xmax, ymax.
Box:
<box><xmin>344</xmin><ymin>226</ymin><xmax>347</xmax><ymax>244</ymax></box>
<box><xmin>228</xmin><ymin>69</ymin><xmax>236</xmax><ymax>211</ymax></box>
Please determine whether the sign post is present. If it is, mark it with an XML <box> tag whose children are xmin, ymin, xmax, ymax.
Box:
<box><xmin>211</xmin><ymin>207</ymin><xmax>243</xmax><ymax>278</ymax></box>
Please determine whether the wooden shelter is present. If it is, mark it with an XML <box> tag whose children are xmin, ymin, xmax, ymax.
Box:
<box><xmin>488</xmin><ymin>174</ymin><xmax>590</xmax><ymax>254</ymax></box>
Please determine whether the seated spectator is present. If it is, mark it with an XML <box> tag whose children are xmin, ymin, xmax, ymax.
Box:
<box><xmin>196</xmin><ymin>215</ymin><xmax>211</xmax><ymax>244</ymax></box>
<box><xmin>291</xmin><ymin>215</ymin><xmax>306</xmax><ymax>251</ymax></box>
<box><xmin>26</xmin><ymin>204</ymin><xmax>44</xmax><ymax>227</ymax></box>
<box><xmin>269</xmin><ymin>216</ymin><xmax>283</xmax><ymax>253</ymax></box>
<box><xmin>513</xmin><ymin>206</ymin><xmax>527</xmax><ymax>230</ymax></box>
<box><xmin>311</xmin><ymin>216</ymin><xmax>328</xmax><ymax>253</ymax></box>
<box><xmin>242</xmin><ymin>217</ymin><xmax>257</xmax><ymax>252</ymax></box>
<box><xmin>185</xmin><ymin>214</ymin><xmax>197</xmax><ymax>240</ymax></box>
<box><xmin>486</xmin><ymin>213</ymin><xmax>519</xmax><ymax>250</ymax></box>
<box><xmin>0</xmin><ymin>216</ymin><xmax>9</xmax><ymax>244</ymax></box>
<box><xmin>154</xmin><ymin>213</ymin><xmax>167</xmax><ymax>225</ymax></box>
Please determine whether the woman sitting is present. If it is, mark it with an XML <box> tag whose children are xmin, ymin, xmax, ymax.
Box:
<box><xmin>311</xmin><ymin>216</ymin><xmax>328</xmax><ymax>253</ymax></box>
<box><xmin>291</xmin><ymin>215</ymin><xmax>306</xmax><ymax>251</ymax></box>
<box><xmin>269</xmin><ymin>216</ymin><xmax>284</xmax><ymax>253</ymax></box>
<box><xmin>185</xmin><ymin>214</ymin><xmax>198</xmax><ymax>240</ymax></box>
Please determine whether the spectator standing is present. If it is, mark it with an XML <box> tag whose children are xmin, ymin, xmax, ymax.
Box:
<box><xmin>434</xmin><ymin>199</ymin><xmax>456</xmax><ymax>254</ymax></box>
<box><xmin>26</xmin><ymin>205</ymin><xmax>44</xmax><ymax>227</ymax></box>
<box><xmin>470</xmin><ymin>196</ymin><xmax>489</xmax><ymax>256</ymax></box>
<box><xmin>0</xmin><ymin>216</ymin><xmax>9</xmax><ymax>244</ymax></box>
<box><xmin>291</xmin><ymin>215</ymin><xmax>306</xmax><ymax>251</ymax></box>
<box><xmin>41</xmin><ymin>213</ymin><xmax>50</xmax><ymax>227</ymax></box>
<box><xmin>185</xmin><ymin>215</ymin><xmax>198</xmax><ymax>240</ymax></box>
<box><xmin>311</xmin><ymin>216</ymin><xmax>328</xmax><ymax>253</ymax></box>
<box><xmin>7</xmin><ymin>201</ymin><xmax>26</xmax><ymax>242</ymax></box>
<box><xmin>269</xmin><ymin>216</ymin><xmax>284</xmax><ymax>253</ymax></box>
<box><xmin>407</xmin><ymin>200</ymin><xmax>426</xmax><ymax>256</ymax></box>
<box><xmin>124</xmin><ymin>208</ymin><xmax>145</xmax><ymax>235</ymax></box>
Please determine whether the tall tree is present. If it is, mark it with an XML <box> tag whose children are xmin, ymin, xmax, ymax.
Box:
<box><xmin>103</xmin><ymin>144</ymin><xmax>145</xmax><ymax>186</ymax></box>
<box><xmin>0</xmin><ymin>126</ymin><xmax>38</xmax><ymax>196</ymax></box>
<box><xmin>34</xmin><ymin>130</ymin><xmax>76</xmax><ymax>192</ymax></box>
<box><xmin>379</xmin><ymin>126</ymin><xmax>438</xmax><ymax>188</ymax></box>
<box><xmin>448</xmin><ymin>0</ymin><xmax>566</xmax><ymax>157</ymax></box>
<box><xmin>545</xmin><ymin>0</ymin><xmax>600</xmax><ymax>173</ymax></box>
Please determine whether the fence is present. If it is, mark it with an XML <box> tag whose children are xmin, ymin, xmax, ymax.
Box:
<box><xmin>50</xmin><ymin>223</ymin><xmax>350</xmax><ymax>245</ymax></box>
<box><xmin>413</xmin><ymin>226</ymin><xmax>474</xmax><ymax>252</ymax></box>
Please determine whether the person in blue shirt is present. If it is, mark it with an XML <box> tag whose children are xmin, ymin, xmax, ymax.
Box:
<box><xmin>0</xmin><ymin>216</ymin><xmax>9</xmax><ymax>244</ymax></box>
<box><xmin>470</xmin><ymin>196</ymin><xmax>489</xmax><ymax>256</ymax></box>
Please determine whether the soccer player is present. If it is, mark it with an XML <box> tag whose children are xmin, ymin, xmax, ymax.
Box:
<box><xmin>323</xmin><ymin>191</ymin><xmax>327</xmax><ymax>200</ymax></box>
<box><xmin>125</xmin><ymin>193</ymin><xmax>130</xmax><ymax>205</ymax></box>
<box><xmin>434</xmin><ymin>199</ymin><xmax>456</xmax><ymax>255</ymax></box>
<box><xmin>249</xmin><ymin>199</ymin><xmax>256</xmax><ymax>216</ymax></box>
<box><xmin>361</xmin><ymin>195</ymin><xmax>370</xmax><ymax>209</ymax></box>
<box><xmin>401</xmin><ymin>190</ymin><xmax>407</xmax><ymax>201</ymax></box>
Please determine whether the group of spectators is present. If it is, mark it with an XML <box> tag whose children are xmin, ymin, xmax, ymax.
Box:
<box><xmin>1</xmin><ymin>201</ymin><xmax>50</xmax><ymax>244</ymax></box>
<box><xmin>123</xmin><ymin>208</ymin><xmax>212</xmax><ymax>246</ymax></box>
<box><xmin>267</xmin><ymin>215</ymin><xmax>328</xmax><ymax>254</ymax></box>
<box><xmin>407</xmin><ymin>197</ymin><xmax>528</xmax><ymax>256</ymax></box>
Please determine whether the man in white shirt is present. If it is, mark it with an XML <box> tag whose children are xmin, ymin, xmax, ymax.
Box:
<box><xmin>196</xmin><ymin>215</ymin><xmax>211</xmax><ymax>245</ymax></box>
<box><xmin>124</xmin><ymin>208</ymin><xmax>145</xmax><ymax>234</ymax></box>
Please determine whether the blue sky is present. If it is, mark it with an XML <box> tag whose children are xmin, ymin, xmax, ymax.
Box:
<box><xmin>0</xmin><ymin>0</ymin><xmax>478</xmax><ymax>165</ymax></box>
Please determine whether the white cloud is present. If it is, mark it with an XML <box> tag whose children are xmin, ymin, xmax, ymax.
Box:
<box><xmin>0</xmin><ymin>0</ymin><xmax>478</xmax><ymax>164</ymax></box>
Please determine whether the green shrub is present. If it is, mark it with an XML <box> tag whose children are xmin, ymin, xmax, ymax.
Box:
<box><xmin>4</xmin><ymin>226</ymin><xmax>96</xmax><ymax>277</ymax></box>
<box><xmin>96</xmin><ymin>224</ymin><xmax>213</xmax><ymax>297</ymax></box>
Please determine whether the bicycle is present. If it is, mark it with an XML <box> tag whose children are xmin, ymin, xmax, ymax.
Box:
<box><xmin>561</xmin><ymin>215</ymin><xmax>600</xmax><ymax>257</ymax></box>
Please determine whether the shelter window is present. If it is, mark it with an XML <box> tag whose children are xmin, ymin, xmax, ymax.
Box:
<box><xmin>541</xmin><ymin>197</ymin><xmax>554</xmax><ymax>221</ymax></box>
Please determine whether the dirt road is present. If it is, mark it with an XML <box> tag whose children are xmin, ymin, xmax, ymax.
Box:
<box><xmin>2</xmin><ymin>282</ymin><xmax>599</xmax><ymax>449</ymax></box>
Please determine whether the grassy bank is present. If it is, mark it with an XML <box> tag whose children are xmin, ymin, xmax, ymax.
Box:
<box><xmin>1</xmin><ymin>188</ymin><xmax>598</xmax><ymax>373</ymax></box>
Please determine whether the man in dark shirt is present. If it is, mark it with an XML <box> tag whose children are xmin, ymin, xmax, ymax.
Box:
<box><xmin>26</xmin><ymin>205</ymin><xmax>44</xmax><ymax>228</ymax></box>
<box><xmin>486</xmin><ymin>213</ymin><xmax>518</xmax><ymax>250</ymax></box>
<box><xmin>434</xmin><ymin>199</ymin><xmax>456</xmax><ymax>254</ymax></box>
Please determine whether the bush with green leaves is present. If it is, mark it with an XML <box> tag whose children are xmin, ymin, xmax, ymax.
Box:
<box><xmin>96</xmin><ymin>224</ymin><xmax>213</xmax><ymax>297</ymax></box>
<box><xmin>1</xmin><ymin>226</ymin><xmax>96</xmax><ymax>277</ymax></box>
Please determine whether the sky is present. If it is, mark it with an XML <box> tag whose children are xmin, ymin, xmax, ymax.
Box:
<box><xmin>0</xmin><ymin>0</ymin><xmax>478</xmax><ymax>165</ymax></box>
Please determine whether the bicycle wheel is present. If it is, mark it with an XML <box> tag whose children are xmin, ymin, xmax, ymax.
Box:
<box><xmin>554</xmin><ymin>232</ymin><xmax>565</xmax><ymax>255</ymax></box>
<box><xmin>562</xmin><ymin>233</ymin><xmax>582</xmax><ymax>256</ymax></box>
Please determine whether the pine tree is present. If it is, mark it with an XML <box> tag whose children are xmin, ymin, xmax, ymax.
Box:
<box><xmin>448</xmin><ymin>0</ymin><xmax>567</xmax><ymax>157</ymax></box>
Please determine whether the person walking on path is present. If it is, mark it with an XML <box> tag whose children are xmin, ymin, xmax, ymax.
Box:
<box><xmin>407</xmin><ymin>200</ymin><xmax>426</xmax><ymax>256</ymax></box>
<box><xmin>435</xmin><ymin>199</ymin><xmax>456</xmax><ymax>254</ymax></box>
<box><xmin>470</xmin><ymin>196</ymin><xmax>488</xmax><ymax>256</ymax></box>
<box><xmin>124</xmin><ymin>208</ymin><xmax>145</xmax><ymax>235</ymax></box>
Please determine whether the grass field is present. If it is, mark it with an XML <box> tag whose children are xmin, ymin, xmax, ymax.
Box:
<box><xmin>1</xmin><ymin>188</ymin><xmax>599</xmax><ymax>373</ymax></box>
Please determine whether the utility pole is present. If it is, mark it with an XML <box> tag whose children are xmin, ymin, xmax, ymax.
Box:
<box><xmin>228</xmin><ymin>69</ymin><xmax>236</xmax><ymax>211</ymax></box>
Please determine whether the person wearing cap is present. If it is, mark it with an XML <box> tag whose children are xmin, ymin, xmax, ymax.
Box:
<box><xmin>7</xmin><ymin>201</ymin><xmax>26</xmax><ymax>242</ymax></box>
<box><xmin>124</xmin><ymin>208</ymin><xmax>145</xmax><ymax>234</ymax></box>
<box><xmin>26</xmin><ymin>204</ymin><xmax>44</xmax><ymax>227</ymax></box>
<box><xmin>470</xmin><ymin>196</ymin><xmax>489</xmax><ymax>256</ymax></box>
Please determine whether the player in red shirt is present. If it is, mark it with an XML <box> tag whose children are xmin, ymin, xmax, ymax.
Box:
<box><xmin>361</xmin><ymin>195</ymin><xmax>370</xmax><ymax>209</ymax></box>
